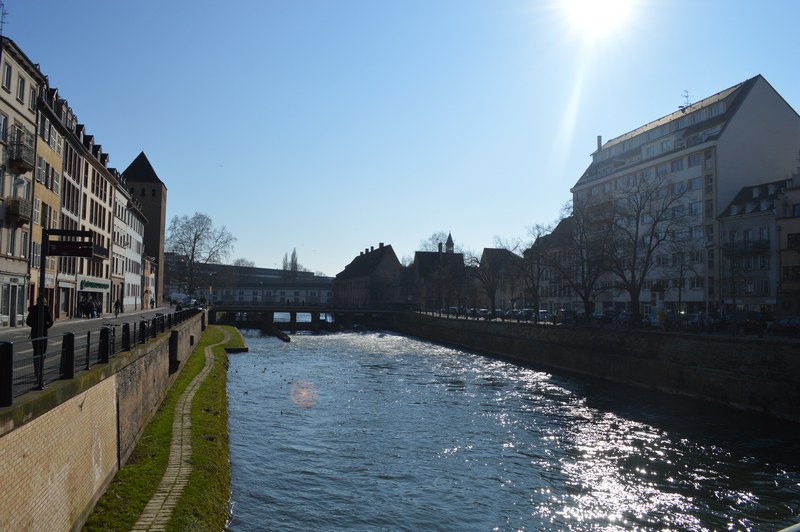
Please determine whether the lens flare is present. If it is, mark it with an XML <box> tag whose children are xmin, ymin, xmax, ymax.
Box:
<box><xmin>291</xmin><ymin>380</ymin><xmax>318</xmax><ymax>408</ymax></box>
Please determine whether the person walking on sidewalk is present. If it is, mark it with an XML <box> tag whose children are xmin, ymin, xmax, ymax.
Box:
<box><xmin>26</xmin><ymin>299</ymin><xmax>54</xmax><ymax>384</ymax></box>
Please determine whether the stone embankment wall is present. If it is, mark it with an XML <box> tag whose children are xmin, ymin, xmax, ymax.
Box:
<box><xmin>395</xmin><ymin>313</ymin><xmax>800</xmax><ymax>423</ymax></box>
<box><xmin>0</xmin><ymin>312</ymin><xmax>205</xmax><ymax>531</ymax></box>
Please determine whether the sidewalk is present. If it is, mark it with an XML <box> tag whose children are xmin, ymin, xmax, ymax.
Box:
<box><xmin>0</xmin><ymin>306</ymin><xmax>169</xmax><ymax>344</ymax></box>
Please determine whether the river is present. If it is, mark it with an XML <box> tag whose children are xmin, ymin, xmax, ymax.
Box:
<box><xmin>227</xmin><ymin>330</ymin><xmax>800</xmax><ymax>531</ymax></box>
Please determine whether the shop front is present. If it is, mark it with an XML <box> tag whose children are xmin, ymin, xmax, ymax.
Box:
<box><xmin>0</xmin><ymin>273</ymin><xmax>27</xmax><ymax>327</ymax></box>
<box><xmin>77</xmin><ymin>276</ymin><xmax>111</xmax><ymax>318</ymax></box>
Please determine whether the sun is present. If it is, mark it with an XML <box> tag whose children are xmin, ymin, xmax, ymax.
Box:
<box><xmin>559</xmin><ymin>0</ymin><xmax>637</xmax><ymax>42</ymax></box>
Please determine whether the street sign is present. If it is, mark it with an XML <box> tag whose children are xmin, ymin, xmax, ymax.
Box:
<box><xmin>48</xmin><ymin>240</ymin><xmax>93</xmax><ymax>257</ymax></box>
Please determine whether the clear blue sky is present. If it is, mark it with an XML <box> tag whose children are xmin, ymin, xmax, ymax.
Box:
<box><xmin>5</xmin><ymin>0</ymin><xmax>800</xmax><ymax>276</ymax></box>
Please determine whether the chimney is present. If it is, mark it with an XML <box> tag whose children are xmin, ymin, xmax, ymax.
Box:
<box><xmin>371</xmin><ymin>246</ymin><xmax>374</xmax><ymax>252</ymax></box>
<box><xmin>438</xmin><ymin>242</ymin><xmax>443</xmax><ymax>253</ymax></box>
<box><xmin>379</xmin><ymin>242</ymin><xmax>384</xmax><ymax>248</ymax></box>
<box><xmin>365</xmin><ymin>248</ymin><xmax>369</xmax><ymax>254</ymax></box>
<box><xmin>597</xmin><ymin>135</ymin><xmax>602</xmax><ymax>150</ymax></box>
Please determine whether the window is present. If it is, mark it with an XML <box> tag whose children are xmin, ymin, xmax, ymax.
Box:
<box><xmin>793</xmin><ymin>204</ymin><xmax>800</xmax><ymax>216</ymax></box>
<box><xmin>16</xmin><ymin>76</ymin><xmax>25</xmax><ymax>102</ymax></box>
<box><xmin>690</xmin><ymin>201</ymin><xmax>703</xmax><ymax>215</ymax></box>
<box><xmin>670</xmin><ymin>158</ymin><xmax>684</xmax><ymax>172</ymax></box>
<box><xmin>688</xmin><ymin>153</ymin><xmax>702</xmax><ymax>167</ymax></box>
<box><xmin>0</xmin><ymin>112</ymin><xmax>7</xmax><ymax>142</ymax></box>
<box><xmin>6</xmin><ymin>227</ymin><xmax>15</xmax><ymax>255</ymax></box>
<box><xmin>671</xmin><ymin>181</ymin><xmax>685</xmax><ymax>195</ymax></box>
<box><xmin>20</xmin><ymin>231</ymin><xmax>28</xmax><ymax>258</ymax></box>
<box><xmin>788</xmin><ymin>233</ymin><xmax>800</xmax><ymax>249</ymax></box>
<box><xmin>1</xmin><ymin>63</ymin><xmax>11</xmax><ymax>90</ymax></box>
<box><xmin>656</xmin><ymin>164</ymin><xmax>669</xmax><ymax>177</ymax></box>
<box><xmin>28</xmin><ymin>87</ymin><xmax>36</xmax><ymax>111</ymax></box>
<box><xmin>690</xmin><ymin>277</ymin><xmax>704</xmax><ymax>289</ymax></box>
<box><xmin>759</xmin><ymin>227</ymin><xmax>769</xmax><ymax>241</ymax></box>
<box><xmin>689</xmin><ymin>177</ymin><xmax>702</xmax><ymax>190</ymax></box>
<box><xmin>705</xmin><ymin>199</ymin><xmax>713</xmax><ymax>218</ymax></box>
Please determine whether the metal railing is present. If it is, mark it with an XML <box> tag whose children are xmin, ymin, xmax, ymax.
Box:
<box><xmin>0</xmin><ymin>307</ymin><xmax>201</xmax><ymax>406</ymax></box>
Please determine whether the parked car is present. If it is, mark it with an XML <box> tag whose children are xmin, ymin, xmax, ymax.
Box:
<box><xmin>555</xmin><ymin>309</ymin><xmax>576</xmax><ymax>324</ymax></box>
<box><xmin>477</xmin><ymin>308</ymin><xmax>490</xmax><ymax>319</ymax></box>
<box><xmin>538</xmin><ymin>309</ymin><xmax>551</xmax><ymax>322</ymax></box>
<box><xmin>771</xmin><ymin>316</ymin><xmax>800</xmax><ymax>337</ymax></box>
<box><xmin>616</xmin><ymin>311</ymin><xmax>634</xmax><ymax>326</ymax></box>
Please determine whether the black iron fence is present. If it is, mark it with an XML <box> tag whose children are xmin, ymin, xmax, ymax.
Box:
<box><xmin>0</xmin><ymin>307</ymin><xmax>201</xmax><ymax>407</ymax></box>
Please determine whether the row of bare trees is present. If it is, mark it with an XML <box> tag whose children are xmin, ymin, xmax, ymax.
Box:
<box><xmin>427</xmin><ymin>172</ymin><xmax>705</xmax><ymax>322</ymax></box>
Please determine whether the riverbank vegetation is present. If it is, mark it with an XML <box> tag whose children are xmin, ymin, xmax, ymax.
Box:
<box><xmin>84</xmin><ymin>325</ymin><xmax>240</xmax><ymax>531</ymax></box>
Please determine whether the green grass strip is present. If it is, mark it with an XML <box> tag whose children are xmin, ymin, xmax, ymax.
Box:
<box><xmin>84</xmin><ymin>325</ymin><xmax>237</xmax><ymax>531</ymax></box>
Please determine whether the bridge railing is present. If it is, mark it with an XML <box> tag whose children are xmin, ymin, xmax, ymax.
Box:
<box><xmin>0</xmin><ymin>307</ymin><xmax>203</xmax><ymax>406</ymax></box>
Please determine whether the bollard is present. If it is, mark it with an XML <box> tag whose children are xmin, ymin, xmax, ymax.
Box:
<box><xmin>61</xmin><ymin>333</ymin><xmax>75</xmax><ymax>379</ymax></box>
<box><xmin>122</xmin><ymin>323</ymin><xmax>131</xmax><ymax>351</ymax></box>
<box><xmin>0</xmin><ymin>342</ymin><xmax>13</xmax><ymax>407</ymax></box>
<box><xmin>99</xmin><ymin>328</ymin><xmax>110</xmax><ymax>363</ymax></box>
<box><xmin>85</xmin><ymin>331</ymin><xmax>92</xmax><ymax>369</ymax></box>
<box><xmin>139</xmin><ymin>320</ymin><xmax>147</xmax><ymax>344</ymax></box>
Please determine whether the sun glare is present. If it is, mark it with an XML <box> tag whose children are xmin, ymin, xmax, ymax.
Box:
<box><xmin>560</xmin><ymin>0</ymin><xmax>636</xmax><ymax>42</ymax></box>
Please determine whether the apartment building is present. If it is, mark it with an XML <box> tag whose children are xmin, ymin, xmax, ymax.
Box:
<box><xmin>717</xmin><ymin>179</ymin><xmax>792</xmax><ymax>314</ymax></box>
<box><xmin>0</xmin><ymin>37</ymin><xmax>44</xmax><ymax>326</ymax></box>
<box><xmin>570</xmin><ymin>75</ymin><xmax>800</xmax><ymax>317</ymax></box>
<box><xmin>122</xmin><ymin>198</ymin><xmax>147</xmax><ymax>310</ymax></box>
<box><xmin>56</xmin><ymin>99</ymin><xmax>86</xmax><ymax>318</ymax></box>
<box><xmin>75</xmin><ymin>131</ymin><xmax>113</xmax><ymax>314</ymax></box>
<box><xmin>775</xmin><ymin>178</ymin><xmax>800</xmax><ymax>316</ymax></box>
<box><xmin>30</xmin><ymin>86</ymin><xmax>65</xmax><ymax>311</ymax></box>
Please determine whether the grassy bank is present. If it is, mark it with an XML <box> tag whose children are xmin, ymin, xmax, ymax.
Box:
<box><xmin>84</xmin><ymin>325</ymin><xmax>241</xmax><ymax>531</ymax></box>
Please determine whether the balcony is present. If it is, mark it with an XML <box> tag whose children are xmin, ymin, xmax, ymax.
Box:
<box><xmin>722</xmin><ymin>239</ymin><xmax>770</xmax><ymax>254</ymax></box>
<box><xmin>8</xmin><ymin>126</ymin><xmax>35</xmax><ymax>173</ymax></box>
<box><xmin>6</xmin><ymin>197</ymin><xmax>32</xmax><ymax>225</ymax></box>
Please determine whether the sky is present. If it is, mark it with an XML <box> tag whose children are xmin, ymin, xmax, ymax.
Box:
<box><xmin>4</xmin><ymin>0</ymin><xmax>800</xmax><ymax>276</ymax></box>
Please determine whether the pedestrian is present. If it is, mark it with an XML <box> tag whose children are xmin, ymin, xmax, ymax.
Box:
<box><xmin>150</xmin><ymin>297</ymin><xmax>155</xmax><ymax>309</ymax></box>
<box><xmin>26</xmin><ymin>299</ymin><xmax>54</xmax><ymax>383</ymax></box>
<box><xmin>114</xmin><ymin>300</ymin><xmax>121</xmax><ymax>318</ymax></box>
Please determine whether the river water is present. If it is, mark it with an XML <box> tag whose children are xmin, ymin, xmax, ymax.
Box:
<box><xmin>227</xmin><ymin>330</ymin><xmax>800</xmax><ymax>531</ymax></box>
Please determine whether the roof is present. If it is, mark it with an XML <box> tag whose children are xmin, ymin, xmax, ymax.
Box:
<box><xmin>574</xmin><ymin>75</ymin><xmax>765</xmax><ymax>188</ymax></box>
<box><xmin>718</xmin><ymin>178</ymin><xmax>793</xmax><ymax>218</ymax></box>
<box><xmin>122</xmin><ymin>152</ymin><xmax>166</xmax><ymax>186</ymax></box>
<box><xmin>336</xmin><ymin>245</ymin><xmax>400</xmax><ymax>280</ymax></box>
<box><xmin>480</xmin><ymin>248</ymin><xmax>521</xmax><ymax>271</ymax></box>
<box><xmin>413</xmin><ymin>250</ymin><xmax>464</xmax><ymax>277</ymax></box>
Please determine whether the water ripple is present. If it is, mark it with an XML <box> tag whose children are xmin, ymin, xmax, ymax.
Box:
<box><xmin>228</xmin><ymin>331</ymin><xmax>800</xmax><ymax>531</ymax></box>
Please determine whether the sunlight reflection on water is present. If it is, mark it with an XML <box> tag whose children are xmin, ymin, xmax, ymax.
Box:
<box><xmin>228</xmin><ymin>331</ymin><xmax>800</xmax><ymax>531</ymax></box>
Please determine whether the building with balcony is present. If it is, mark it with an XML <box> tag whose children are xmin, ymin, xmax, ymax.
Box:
<box><xmin>0</xmin><ymin>37</ymin><xmax>45</xmax><ymax>326</ymax></box>
<box><xmin>718</xmin><ymin>179</ymin><xmax>792</xmax><ymax>314</ymax></box>
<box><xmin>29</xmin><ymin>87</ymin><xmax>66</xmax><ymax>312</ymax></box>
<box><xmin>570</xmin><ymin>75</ymin><xmax>800</xmax><ymax>317</ymax></box>
<box><xmin>775</xmin><ymin>176</ymin><xmax>800</xmax><ymax>317</ymax></box>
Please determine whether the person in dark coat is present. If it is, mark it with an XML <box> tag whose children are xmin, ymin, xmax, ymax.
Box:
<box><xmin>26</xmin><ymin>299</ymin><xmax>54</xmax><ymax>380</ymax></box>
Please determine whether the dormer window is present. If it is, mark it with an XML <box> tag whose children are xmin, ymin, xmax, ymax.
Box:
<box><xmin>752</xmin><ymin>187</ymin><xmax>760</xmax><ymax>198</ymax></box>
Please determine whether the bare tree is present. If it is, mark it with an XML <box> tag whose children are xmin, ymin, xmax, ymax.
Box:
<box><xmin>521</xmin><ymin>224</ymin><xmax>552</xmax><ymax>312</ymax></box>
<box><xmin>232</xmin><ymin>258</ymin><xmax>255</xmax><ymax>268</ymax></box>
<box><xmin>545</xmin><ymin>201</ymin><xmax>613</xmax><ymax>318</ymax></box>
<box><xmin>468</xmin><ymin>248</ymin><xmax>521</xmax><ymax>315</ymax></box>
<box><xmin>166</xmin><ymin>212</ymin><xmax>236</xmax><ymax>294</ymax></box>
<box><xmin>605</xmin><ymin>173</ymin><xmax>689</xmax><ymax>322</ymax></box>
